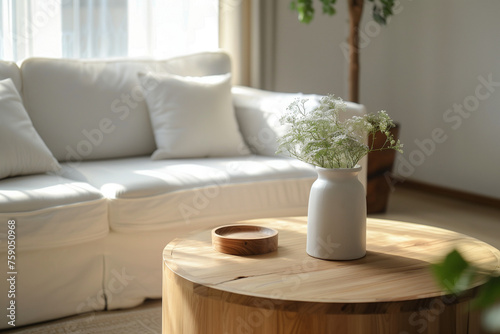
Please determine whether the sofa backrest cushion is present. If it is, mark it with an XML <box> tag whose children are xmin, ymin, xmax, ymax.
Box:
<box><xmin>0</xmin><ymin>60</ymin><xmax>22</xmax><ymax>93</ymax></box>
<box><xmin>20</xmin><ymin>51</ymin><xmax>232</xmax><ymax>162</ymax></box>
<box><xmin>158</xmin><ymin>51</ymin><xmax>231</xmax><ymax>77</ymax></box>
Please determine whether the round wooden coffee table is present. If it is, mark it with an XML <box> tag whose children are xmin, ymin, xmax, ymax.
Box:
<box><xmin>162</xmin><ymin>217</ymin><xmax>500</xmax><ymax>334</ymax></box>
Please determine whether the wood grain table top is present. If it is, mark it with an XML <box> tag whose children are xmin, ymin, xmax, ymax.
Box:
<box><xmin>164</xmin><ymin>217</ymin><xmax>500</xmax><ymax>305</ymax></box>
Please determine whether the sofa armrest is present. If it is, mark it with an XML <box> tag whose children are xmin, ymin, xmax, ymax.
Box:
<box><xmin>232</xmin><ymin>85</ymin><xmax>368</xmax><ymax>188</ymax></box>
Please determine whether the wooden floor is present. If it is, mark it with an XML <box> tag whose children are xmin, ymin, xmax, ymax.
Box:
<box><xmin>373</xmin><ymin>185</ymin><xmax>500</xmax><ymax>250</ymax></box>
<box><xmin>5</xmin><ymin>185</ymin><xmax>500</xmax><ymax>333</ymax></box>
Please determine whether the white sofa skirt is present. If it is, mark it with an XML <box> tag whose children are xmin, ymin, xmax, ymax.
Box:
<box><xmin>0</xmin><ymin>239</ymin><xmax>106</xmax><ymax>328</ymax></box>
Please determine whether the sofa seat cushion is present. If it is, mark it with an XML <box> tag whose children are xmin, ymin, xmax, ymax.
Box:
<box><xmin>61</xmin><ymin>156</ymin><xmax>317</xmax><ymax>232</ymax></box>
<box><xmin>0</xmin><ymin>174</ymin><xmax>108</xmax><ymax>251</ymax></box>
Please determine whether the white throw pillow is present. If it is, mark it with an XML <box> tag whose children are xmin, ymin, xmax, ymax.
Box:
<box><xmin>140</xmin><ymin>72</ymin><xmax>250</xmax><ymax>159</ymax></box>
<box><xmin>0</xmin><ymin>78</ymin><xmax>61</xmax><ymax>179</ymax></box>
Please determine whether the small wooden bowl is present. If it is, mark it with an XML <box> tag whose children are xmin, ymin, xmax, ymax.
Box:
<box><xmin>212</xmin><ymin>225</ymin><xmax>278</xmax><ymax>255</ymax></box>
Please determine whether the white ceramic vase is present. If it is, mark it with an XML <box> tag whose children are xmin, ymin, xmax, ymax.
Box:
<box><xmin>306</xmin><ymin>165</ymin><xmax>366</xmax><ymax>260</ymax></box>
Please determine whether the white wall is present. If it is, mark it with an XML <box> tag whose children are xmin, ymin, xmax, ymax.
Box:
<box><xmin>272</xmin><ymin>0</ymin><xmax>500</xmax><ymax>199</ymax></box>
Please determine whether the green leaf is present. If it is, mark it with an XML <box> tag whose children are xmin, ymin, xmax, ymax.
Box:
<box><xmin>483</xmin><ymin>304</ymin><xmax>500</xmax><ymax>332</ymax></box>
<box><xmin>431</xmin><ymin>250</ymin><xmax>500</xmax><ymax>332</ymax></box>
<box><xmin>295</xmin><ymin>0</ymin><xmax>315</xmax><ymax>24</ymax></box>
<box><xmin>290</xmin><ymin>0</ymin><xmax>396</xmax><ymax>25</ymax></box>
<box><xmin>372</xmin><ymin>6</ymin><xmax>386</xmax><ymax>25</ymax></box>
<box><xmin>290</xmin><ymin>0</ymin><xmax>337</xmax><ymax>23</ymax></box>
<box><xmin>431</xmin><ymin>249</ymin><xmax>476</xmax><ymax>294</ymax></box>
<box><xmin>473</xmin><ymin>276</ymin><xmax>500</xmax><ymax>309</ymax></box>
<box><xmin>370</xmin><ymin>0</ymin><xmax>397</xmax><ymax>25</ymax></box>
<box><xmin>320</xmin><ymin>0</ymin><xmax>336</xmax><ymax>16</ymax></box>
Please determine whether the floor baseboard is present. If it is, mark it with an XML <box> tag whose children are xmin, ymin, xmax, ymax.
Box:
<box><xmin>397</xmin><ymin>179</ymin><xmax>500</xmax><ymax>208</ymax></box>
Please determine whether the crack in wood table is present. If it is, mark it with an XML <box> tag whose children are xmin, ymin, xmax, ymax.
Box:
<box><xmin>162</xmin><ymin>217</ymin><xmax>500</xmax><ymax>334</ymax></box>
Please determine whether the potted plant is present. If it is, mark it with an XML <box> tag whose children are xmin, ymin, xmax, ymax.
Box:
<box><xmin>290</xmin><ymin>0</ymin><xmax>400</xmax><ymax>213</ymax></box>
<box><xmin>277</xmin><ymin>95</ymin><xmax>402</xmax><ymax>260</ymax></box>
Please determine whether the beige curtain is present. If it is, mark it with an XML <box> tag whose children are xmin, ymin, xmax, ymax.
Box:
<box><xmin>219</xmin><ymin>0</ymin><xmax>275</xmax><ymax>89</ymax></box>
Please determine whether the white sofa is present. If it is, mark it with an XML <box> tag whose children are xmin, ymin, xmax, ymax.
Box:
<box><xmin>0</xmin><ymin>51</ymin><xmax>367</xmax><ymax>328</ymax></box>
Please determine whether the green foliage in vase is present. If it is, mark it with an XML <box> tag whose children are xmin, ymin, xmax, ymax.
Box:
<box><xmin>277</xmin><ymin>95</ymin><xmax>402</xmax><ymax>169</ymax></box>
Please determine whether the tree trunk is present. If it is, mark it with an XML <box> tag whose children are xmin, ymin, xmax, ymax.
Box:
<box><xmin>348</xmin><ymin>0</ymin><xmax>364</xmax><ymax>103</ymax></box>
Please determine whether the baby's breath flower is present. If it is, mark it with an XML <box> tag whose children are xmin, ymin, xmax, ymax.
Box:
<box><xmin>276</xmin><ymin>95</ymin><xmax>403</xmax><ymax>168</ymax></box>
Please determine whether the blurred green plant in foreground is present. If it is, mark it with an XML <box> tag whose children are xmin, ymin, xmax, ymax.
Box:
<box><xmin>432</xmin><ymin>249</ymin><xmax>500</xmax><ymax>332</ymax></box>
